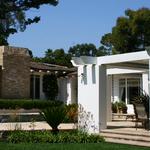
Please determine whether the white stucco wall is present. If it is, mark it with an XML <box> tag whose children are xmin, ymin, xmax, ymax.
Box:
<box><xmin>72</xmin><ymin>51</ymin><xmax>150</xmax><ymax>133</ymax></box>
<box><xmin>77</xmin><ymin>64</ymin><xmax>107</xmax><ymax>133</ymax></box>
<box><xmin>57</xmin><ymin>77</ymin><xmax>77</xmax><ymax>104</ymax></box>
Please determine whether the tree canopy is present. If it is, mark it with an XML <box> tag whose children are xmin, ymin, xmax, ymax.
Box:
<box><xmin>33</xmin><ymin>48</ymin><xmax>72</xmax><ymax>67</ymax></box>
<box><xmin>33</xmin><ymin>43</ymin><xmax>108</xmax><ymax>67</ymax></box>
<box><xmin>0</xmin><ymin>0</ymin><xmax>58</xmax><ymax>45</ymax></box>
<box><xmin>68</xmin><ymin>43</ymin><xmax>108</xmax><ymax>57</ymax></box>
<box><xmin>100</xmin><ymin>8</ymin><xmax>150</xmax><ymax>54</ymax></box>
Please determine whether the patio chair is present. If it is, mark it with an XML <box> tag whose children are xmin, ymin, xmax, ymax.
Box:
<box><xmin>133</xmin><ymin>103</ymin><xmax>148</xmax><ymax>130</ymax></box>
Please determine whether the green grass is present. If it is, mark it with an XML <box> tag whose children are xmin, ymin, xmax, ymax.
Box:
<box><xmin>0</xmin><ymin>142</ymin><xmax>149</xmax><ymax>150</ymax></box>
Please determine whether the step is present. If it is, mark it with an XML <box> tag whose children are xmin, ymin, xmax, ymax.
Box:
<box><xmin>100</xmin><ymin>132</ymin><xmax>150</xmax><ymax>142</ymax></box>
<box><xmin>100</xmin><ymin>129</ymin><xmax>150</xmax><ymax>147</ymax></box>
<box><xmin>105</xmin><ymin>137</ymin><xmax>150</xmax><ymax>147</ymax></box>
<box><xmin>101</xmin><ymin>129</ymin><xmax>150</xmax><ymax>137</ymax></box>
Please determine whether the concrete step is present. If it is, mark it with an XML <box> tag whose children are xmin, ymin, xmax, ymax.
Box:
<box><xmin>101</xmin><ymin>129</ymin><xmax>150</xmax><ymax>137</ymax></box>
<box><xmin>100</xmin><ymin>132</ymin><xmax>150</xmax><ymax>142</ymax></box>
<box><xmin>100</xmin><ymin>129</ymin><xmax>150</xmax><ymax>147</ymax></box>
<box><xmin>105</xmin><ymin>138</ymin><xmax>150</xmax><ymax>147</ymax></box>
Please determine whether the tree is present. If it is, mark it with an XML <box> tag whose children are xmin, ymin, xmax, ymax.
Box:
<box><xmin>33</xmin><ymin>48</ymin><xmax>72</xmax><ymax>67</ymax></box>
<box><xmin>0</xmin><ymin>0</ymin><xmax>58</xmax><ymax>45</ymax></box>
<box><xmin>68</xmin><ymin>43</ymin><xmax>108</xmax><ymax>57</ymax></box>
<box><xmin>100</xmin><ymin>8</ymin><xmax>150</xmax><ymax>54</ymax></box>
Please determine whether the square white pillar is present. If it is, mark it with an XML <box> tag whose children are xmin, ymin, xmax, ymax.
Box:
<box><xmin>99</xmin><ymin>65</ymin><xmax>107</xmax><ymax>130</ymax></box>
<box><xmin>142</xmin><ymin>72</ymin><xmax>148</xmax><ymax>94</ymax></box>
<box><xmin>148</xmin><ymin>60</ymin><xmax>150</xmax><ymax>130</ymax></box>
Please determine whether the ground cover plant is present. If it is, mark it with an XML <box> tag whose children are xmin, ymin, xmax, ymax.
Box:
<box><xmin>0</xmin><ymin>143</ymin><xmax>149</xmax><ymax>150</ymax></box>
<box><xmin>6</xmin><ymin>130</ymin><xmax>104</xmax><ymax>143</ymax></box>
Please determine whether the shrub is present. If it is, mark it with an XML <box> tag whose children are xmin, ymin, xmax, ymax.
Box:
<box><xmin>112</xmin><ymin>101</ymin><xmax>127</xmax><ymax>113</ymax></box>
<box><xmin>111</xmin><ymin>103</ymin><xmax>117</xmax><ymax>113</ymax></box>
<box><xmin>132</xmin><ymin>89</ymin><xmax>149</xmax><ymax>117</ymax></box>
<box><xmin>7</xmin><ymin>130</ymin><xmax>105</xmax><ymax>143</ymax></box>
<box><xmin>41</xmin><ymin>106</ymin><xmax>67</xmax><ymax>134</ymax></box>
<box><xmin>64</xmin><ymin>104</ymin><xmax>78</xmax><ymax>123</ymax></box>
<box><xmin>0</xmin><ymin>99</ymin><xmax>63</xmax><ymax>109</ymax></box>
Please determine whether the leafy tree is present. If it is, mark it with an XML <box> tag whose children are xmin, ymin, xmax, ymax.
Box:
<box><xmin>68</xmin><ymin>43</ymin><xmax>108</xmax><ymax>57</ymax></box>
<box><xmin>33</xmin><ymin>44</ymin><xmax>108</xmax><ymax>68</ymax></box>
<box><xmin>33</xmin><ymin>48</ymin><xmax>72</xmax><ymax>67</ymax></box>
<box><xmin>101</xmin><ymin>8</ymin><xmax>150</xmax><ymax>54</ymax></box>
<box><xmin>0</xmin><ymin>0</ymin><xmax>58</xmax><ymax>45</ymax></box>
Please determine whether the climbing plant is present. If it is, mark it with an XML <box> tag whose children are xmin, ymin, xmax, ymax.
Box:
<box><xmin>43</xmin><ymin>74</ymin><xmax>58</xmax><ymax>100</ymax></box>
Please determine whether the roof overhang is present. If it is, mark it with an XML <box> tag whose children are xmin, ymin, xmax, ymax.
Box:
<box><xmin>72</xmin><ymin>51</ymin><xmax>150</xmax><ymax>71</ymax></box>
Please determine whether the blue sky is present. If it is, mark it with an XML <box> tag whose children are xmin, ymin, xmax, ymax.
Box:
<box><xmin>8</xmin><ymin>0</ymin><xmax>150</xmax><ymax>57</ymax></box>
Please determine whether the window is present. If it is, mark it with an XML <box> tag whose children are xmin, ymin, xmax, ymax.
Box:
<box><xmin>30</xmin><ymin>75</ymin><xmax>40</xmax><ymax>99</ymax></box>
<box><xmin>119</xmin><ymin>79</ymin><xmax>125</xmax><ymax>103</ymax></box>
<box><xmin>119</xmin><ymin>78</ymin><xmax>140</xmax><ymax>104</ymax></box>
<box><xmin>127</xmin><ymin>78</ymin><xmax>140</xmax><ymax>104</ymax></box>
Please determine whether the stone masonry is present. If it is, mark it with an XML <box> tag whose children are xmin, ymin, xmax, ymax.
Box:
<box><xmin>0</xmin><ymin>46</ymin><xmax>31</xmax><ymax>99</ymax></box>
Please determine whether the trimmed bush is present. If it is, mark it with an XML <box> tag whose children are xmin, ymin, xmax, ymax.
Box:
<box><xmin>7</xmin><ymin>130</ymin><xmax>105</xmax><ymax>143</ymax></box>
<box><xmin>0</xmin><ymin>99</ymin><xmax>63</xmax><ymax>109</ymax></box>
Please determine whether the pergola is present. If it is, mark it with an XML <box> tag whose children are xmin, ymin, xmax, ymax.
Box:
<box><xmin>72</xmin><ymin>50</ymin><xmax>150</xmax><ymax>133</ymax></box>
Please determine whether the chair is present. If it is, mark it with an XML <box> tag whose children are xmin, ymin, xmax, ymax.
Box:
<box><xmin>133</xmin><ymin>103</ymin><xmax>148</xmax><ymax>129</ymax></box>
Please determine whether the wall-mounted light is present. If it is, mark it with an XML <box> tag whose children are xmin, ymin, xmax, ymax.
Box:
<box><xmin>30</xmin><ymin>69</ymin><xmax>34</xmax><ymax>73</ymax></box>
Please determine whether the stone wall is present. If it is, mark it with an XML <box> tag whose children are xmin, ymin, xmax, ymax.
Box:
<box><xmin>0</xmin><ymin>46</ymin><xmax>31</xmax><ymax>99</ymax></box>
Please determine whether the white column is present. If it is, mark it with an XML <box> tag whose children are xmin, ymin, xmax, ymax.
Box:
<box><xmin>99</xmin><ymin>65</ymin><xmax>107</xmax><ymax>130</ymax></box>
<box><xmin>40</xmin><ymin>74</ymin><xmax>45</xmax><ymax>100</ymax></box>
<box><xmin>148</xmin><ymin>60</ymin><xmax>150</xmax><ymax>130</ymax></box>
<box><xmin>142</xmin><ymin>72</ymin><xmax>148</xmax><ymax>94</ymax></box>
<box><xmin>66</xmin><ymin>78</ymin><xmax>71</xmax><ymax>104</ymax></box>
<box><xmin>106</xmin><ymin>75</ymin><xmax>112</xmax><ymax>121</ymax></box>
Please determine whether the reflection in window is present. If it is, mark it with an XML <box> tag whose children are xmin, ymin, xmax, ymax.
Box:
<box><xmin>119</xmin><ymin>78</ymin><xmax>140</xmax><ymax>104</ymax></box>
<box><xmin>119</xmin><ymin>79</ymin><xmax>125</xmax><ymax>103</ymax></box>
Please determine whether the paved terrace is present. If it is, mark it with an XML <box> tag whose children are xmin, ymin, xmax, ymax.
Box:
<box><xmin>0</xmin><ymin>122</ymin><xmax>76</xmax><ymax>131</ymax></box>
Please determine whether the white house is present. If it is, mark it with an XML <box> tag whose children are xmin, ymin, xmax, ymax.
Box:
<box><xmin>71</xmin><ymin>50</ymin><xmax>150</xmax><ymax>133</ymax></box>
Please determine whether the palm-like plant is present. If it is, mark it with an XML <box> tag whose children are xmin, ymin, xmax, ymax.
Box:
<box><xmin>41</xmin><ymin>106</ymin><xmax>66</xmax><ymax>134</ymax></box>
<box><xmin>131</xmin><ymin>89</ymin><xmax>149</xmax><ymax>117</ymax></box>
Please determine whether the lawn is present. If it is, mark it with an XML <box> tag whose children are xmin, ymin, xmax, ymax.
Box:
<box><xmin>0</xmin><ymin>142</ymin><xmax>149</xmax><ymax>150</ymax></box>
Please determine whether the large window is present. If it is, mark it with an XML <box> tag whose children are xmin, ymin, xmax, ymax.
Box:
<box><xmin>119</xmin><ymin>78</ymin><xmax>140</xmax><ymax>104</ymax></box>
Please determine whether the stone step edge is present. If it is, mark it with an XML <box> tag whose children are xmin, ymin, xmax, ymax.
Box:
<box><xmin>100</xmin><ymin>133</ymin><xmax>150</xmax><ymax>142</ymax></box>
<box><xmin>105</xmin><ymin>138</ymin><xmax>150</xmax><ymax>147</ymax></box>
<box><xmin>101</xmin><ymin>130</ymin><xmax>150</xmax><ymax>137</ymax></box>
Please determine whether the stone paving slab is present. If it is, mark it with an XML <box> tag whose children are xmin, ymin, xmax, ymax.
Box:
<box><xmin>0</xmin><ymin>122</ymin><xmax>76</xmax><ymax>131</ymax></box>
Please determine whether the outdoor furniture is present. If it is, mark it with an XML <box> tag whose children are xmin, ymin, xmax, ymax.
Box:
<box><xmin>133</xmin><ymin>103</ymin><xmax>148</xmax><ymax>129</ymax></box>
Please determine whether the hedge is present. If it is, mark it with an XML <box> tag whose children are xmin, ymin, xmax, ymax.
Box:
<box><xmin>0</xmin><ymin>99</ymin><xmax>63</xmax><ymax>109</ymax></box>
